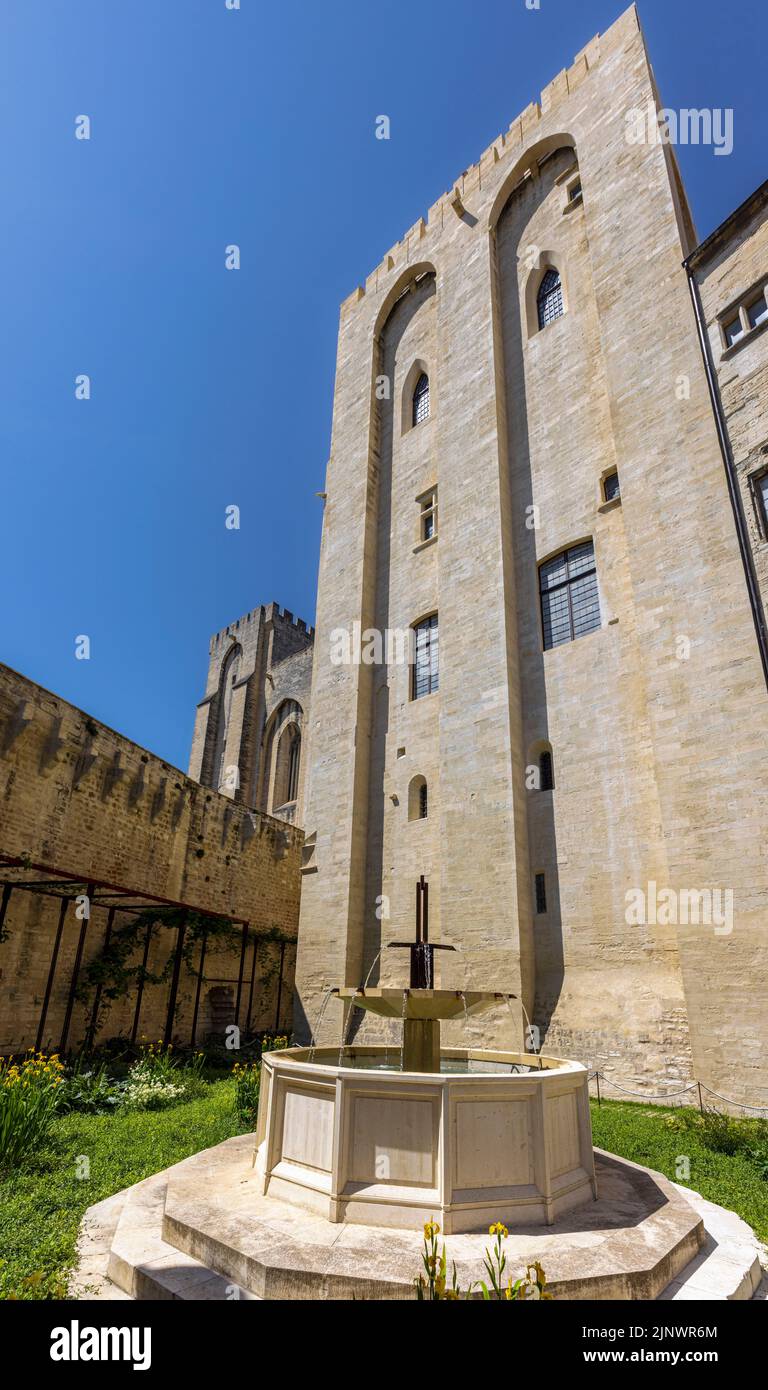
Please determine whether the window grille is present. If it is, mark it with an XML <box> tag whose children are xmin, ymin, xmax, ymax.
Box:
<box><xmin>539</xmin><ymin>542</ymin><xmax>600</xmax><ymax>650</ymax></box>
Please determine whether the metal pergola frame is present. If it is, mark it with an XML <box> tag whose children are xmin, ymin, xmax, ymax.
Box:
<box><xmin>0</xmin><ymin>854</ymin><xmax>292</xmax><ymax>1054</ymax></box>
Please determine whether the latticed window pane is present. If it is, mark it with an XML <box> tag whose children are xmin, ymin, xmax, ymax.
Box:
<box><xmin>747</xmin><ymin>294</ymin><xmax>768</xmax><ymax>330</ymax></box>
<box><xmin>539</xmin><ymin>542</ymin><xmax>600</xmax><ymax>650</ymax></box>
<box><xmin>412</xmin><ymin>373</ymin><xmax>430</xmax><ymax>425</ymax></box>
<box><xmin>603</xmin><ymin>471</ymin><xmax>620</xmax><ymax>503</ymax></box>
<box><xmin>413</xmin><ymin>614</ymin><xmax>438</xmax><ymax>698</ymax></box>
<box><xmin>537</xmin><ymin>269</ymin><xmax>564</xmax><ymax>330</ymax></box>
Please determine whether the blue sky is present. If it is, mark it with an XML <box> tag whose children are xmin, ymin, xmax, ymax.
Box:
<box><xmin>1</xmin><ymin>0</ymin><xmax>765</xmax><ymax>771</ymax></box>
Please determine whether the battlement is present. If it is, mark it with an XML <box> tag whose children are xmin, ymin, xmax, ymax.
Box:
<box><xmin>340</xmin><ymin>8</ymin><xmax>640</xmax><ymax>314</ymax></box>
<box><xmin>210</xmin><ymin>603</ymin><xmax>314</xmax><ymax>651</ymax></box>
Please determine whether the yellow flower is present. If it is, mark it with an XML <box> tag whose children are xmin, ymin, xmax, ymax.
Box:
<box><xmin>423</xmin><ymin>1219</ymin><xmax>440</xmax><ymax>1240</ymax></box>
<box><xmin>489</xmin><ymin>1221</ymin><xmax>508</xmax><ymax>1238</ymax></box>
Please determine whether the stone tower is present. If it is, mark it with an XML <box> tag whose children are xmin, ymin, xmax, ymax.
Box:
<box><xmin>189</xmin><ymin>602</ymin><xmax>313</xmax><ymax>826</ymax></box>
<box><xmin>294</xmin><ymin>4</ymin><xmax>768</xmax><ymax>1106</ymax></box>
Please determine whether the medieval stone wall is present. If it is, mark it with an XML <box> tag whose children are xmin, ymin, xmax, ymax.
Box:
<box><xmin>0</xmin><ymin>664</ymin><xmax>302</xmax><ymax>1053</ymax></box>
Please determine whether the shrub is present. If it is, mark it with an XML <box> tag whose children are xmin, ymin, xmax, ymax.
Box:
<box><xmin>0</xmin><ymin>1053</ymin><xmax>65</xmax><ymax>1170</ymax></box>
<box><xmin>233</xmin><ymin>1061</ymin><xmax>261</xmax><ymax>1128</ymax></box>
<box><xmin>58</xmin><ymin>1060</ymin><xmax>121</xmax><ymax>1115</ymax></box>
<box><xmin>117</xmin><ymin>1042</ymin><xmax>208</xmax><ymax>1112</ymax></box>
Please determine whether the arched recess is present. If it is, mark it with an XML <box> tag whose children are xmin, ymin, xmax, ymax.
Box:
<box><xmin>210</xmin><ymin>642</ymin><xmax>242</xmax><ymax>791</ymax></box>
<box><xmin>259</xmin><ymin>699</ymin><xmax>303</xmax><ymax>820</ymax></box>
<box><xmin>487</xmin><ymin>133</ymin><xmax>578</xmax><ymax>232</ymax></box>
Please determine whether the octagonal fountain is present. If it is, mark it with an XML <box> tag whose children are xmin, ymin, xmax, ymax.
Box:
<box><xmin>254</xmin><ymin>879</ymin><xmax>597</xmax><ymax>1234</ymax></box>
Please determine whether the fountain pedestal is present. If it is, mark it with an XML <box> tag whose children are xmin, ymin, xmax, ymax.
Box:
<box><xmin>402</xmin><ymin>1019</ymin><xmax>439</xmax><ymax>1072</ymax></box>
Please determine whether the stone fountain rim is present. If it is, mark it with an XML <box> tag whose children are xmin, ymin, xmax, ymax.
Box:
<box><xmin>262</xmin><ymin>1044</ymin><xmax>586</xmax><ymax>1080</ymax></box>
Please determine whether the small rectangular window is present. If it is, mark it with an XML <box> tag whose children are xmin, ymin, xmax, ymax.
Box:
<box><xmin>724</xmin><ymin>314</ymin><xmax>744</xmax><ymax>348</ymax></box>
<box><xmin>603</xmin><ymin>471</ymin><xmax>620</xmax><ymax>503</ymax></box>
<box><xmin>747</xmin><ymin>293</ymin><xmax>768</xmax><ymax>331</ymax></box>
<box><xmin>535</xmin><ymin>872</ymin><xmax>547</xmax><ymax>915</ymax></box>
<box><xmin>568</xmin><ymin>180</ymin><xmax>582</xmax><ymax>202</ymax></box>
<box><xmin>418</xmin><ymin>488</ymin><xmax>438</xmax><ymax>542</ymax></box>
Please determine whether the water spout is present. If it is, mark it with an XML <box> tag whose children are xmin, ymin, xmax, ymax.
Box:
<box><xmin>308</xmin><ymin>986</ymin><xmax>335</xmax><ymax>1064</ymax></box>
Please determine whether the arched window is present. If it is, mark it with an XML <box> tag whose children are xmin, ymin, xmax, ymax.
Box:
<box><xmin>539</xmin><ymin>749</ymin><xmax>554</xmax><ymax>791</ymax></box>
<box><xmin>539</xmin><ymin>541</ymin><xmax>600</xmax><ymax>650</ymax></box>
<box><xmin>408</xmin><ymin>775</ymin><xmax>428</xmax><ymax>821</ymax></box>
<box><xmin>412</xmin><ymin>372</ymin><xmax>430</xmax><ymax>426</ymax></box>
<box><xmin>537</xmin><ymin>268</ymin><xmax>564</xmax><ymax>330</ymax></box>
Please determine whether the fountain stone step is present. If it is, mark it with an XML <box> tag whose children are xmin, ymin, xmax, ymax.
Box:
<box><xmin>158</xmin><ymin>1140</ymin><xmax>707</xmax><ymax>1300</ymax></box>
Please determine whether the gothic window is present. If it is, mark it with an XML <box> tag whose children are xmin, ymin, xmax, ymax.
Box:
<box><xmin>412</xmin><ymin>372</ymin><xmax>430</xmax><ymax>426</ymax></box>
<box><xmin>412</xmin><ymin>614</ymin><xmax>439</xmax><ymax>698</ymax></box>
<box><xmin>539</xmin><ymin>749</ymin><xmax>554</xmax><ymax>791</ymax></box>
<box><xmin>539</xmin><ymin>542</ymin><xmax>600</xmax><ymax>650</ymax></box>
<box><xmin>537</xmin><ymin>269</ymin><xmax>564</xmax><ymax>330</ymax></box>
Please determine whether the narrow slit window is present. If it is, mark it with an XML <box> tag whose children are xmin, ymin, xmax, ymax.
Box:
<box><xmin>535</xmin><ymin>873</ymin><xmax>547</xmax><ymax>915</ymax></box>
<box><xmin>419</xmin><ymin>782</ymin><xmax>428</xmax><ymax>819</ymax></box>
<box><xmin>419</xmin><ymin>488</ymin><xmax>438</xmax><ymax>542</ymax></box>
<box><xmin>539</xmin><ymin>750</ymin><xmax>554</xmax><ymax>791</ymax></box>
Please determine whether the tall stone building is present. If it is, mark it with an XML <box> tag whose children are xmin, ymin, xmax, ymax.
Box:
<box><xmin>294</xmin><ymin>3</ymin><xmax>768</xmax><ymax>1106</ymax></box>
<box><xmin>189</xmin><ymin>602</ymin><xmax>313</xmax><ymax>826</ymax></box>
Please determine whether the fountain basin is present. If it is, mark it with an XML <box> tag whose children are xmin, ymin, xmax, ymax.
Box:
<box><xmin>335</xmin><ymin>987</ymin><xmax>515</xmax><ymax>1072</ymax></box>
<box><xmin>254</xmin><ymin>1046</ymin><xmax>597</xmax><ymax>1233</ymax></box>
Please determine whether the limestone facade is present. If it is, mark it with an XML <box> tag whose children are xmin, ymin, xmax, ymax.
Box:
<box><xmin>188</xmin><ymin>602</ymin><xmax>313</xmax><ymax>827</ymax></box>
<box><xmin>294</xmin><ymin>4</ymin><xmax>768</xmax><ymax>1105</ymax></box>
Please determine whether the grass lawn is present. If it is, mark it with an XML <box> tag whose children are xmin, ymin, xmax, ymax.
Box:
<box><xmin>590</xmin><ymin>1097</ymin><xmax>768</xmax><ymax>1245</ymax></box>
<box><xmin>0</xmin><ymin>1078</ymin><xmax>242</xmax><ymax>1300</ymax></box>
<box><xmin>1</xmin><ymin>1087</ymin><xmax>765</xmax><ymax>1299</ymax></box>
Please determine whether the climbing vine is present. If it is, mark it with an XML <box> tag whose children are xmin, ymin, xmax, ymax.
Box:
<box><xmin>75</xmin><ymin>906</ymin><xmax>293</xmax><ymax>1040</ymax></box>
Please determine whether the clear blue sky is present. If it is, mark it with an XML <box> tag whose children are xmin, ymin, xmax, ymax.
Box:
<box><xmin>1</xmin><ymin>0</ymin><xmax>765</xmax><ymax>771</ymax></box>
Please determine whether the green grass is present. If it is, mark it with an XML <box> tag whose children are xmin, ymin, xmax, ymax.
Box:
<box><xmin>3</xmin><ymin>1086</ymin><xmax>766</xmax><ymax>1299</ymax></box>
<box><xmin>590</xmin><ymin>1097</ymin><xmax>768</xmax><ymax>1244</ymax></box>
<box><xmin>0</xmin><ymin>1079</ymin><xmax>241</xmax><ymax>1300</ymax></box>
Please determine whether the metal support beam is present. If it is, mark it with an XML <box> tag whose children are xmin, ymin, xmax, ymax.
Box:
<box><xmin>36</xmin><ymin>895</ymin><xmax>69</xmax><ymax>1052</ymax></box>
<box><xmin>131</xmin><ymin>920</ymin><xmax>154</xmax><ymax>1045</ymax></box>
<box><xmin>86</xmin><ymin>906</ymin><xmax>115</xmax><ymax>1051</ymax></box>
<box><xmin>274</xmin><ymin>940</ymin><xmax>286</xmax><ymax>1032</ymax></box>
<box><xmin>245</xmin><ymin>937</ymin><xmax>259</xmax><ymax>1034</ymax></box>
<box><xmin>234</xmin><ymin>924</ymin><xmax>248</xmax><ymax>1029</ymax></box>
<box><xmin>164</xmin><ymin>916</ymin><xmax>187</xmax><ymax>1046</ymax></box>
<box><xmin>60</xmin><ymin>881</ymin><xmax>94</xmax><ymax>1054</ymax></box>
<box><xmin>190</xmin><ymin>929</ymin><xmax>208</xmax><ymax>1050</ymax></box>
